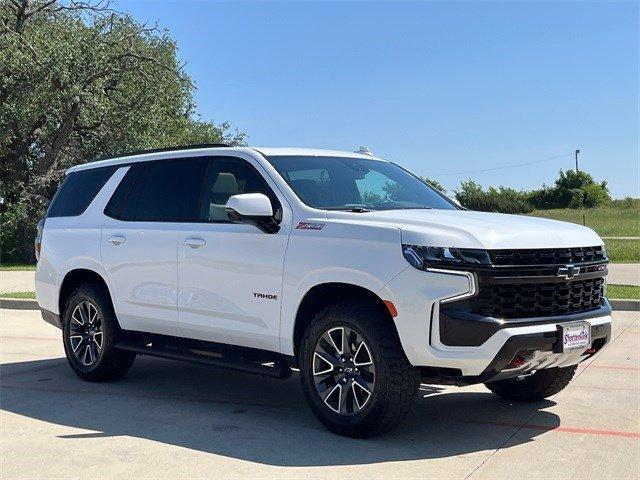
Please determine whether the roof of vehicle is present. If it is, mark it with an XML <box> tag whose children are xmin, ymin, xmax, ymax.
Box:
<box><xmin>67</xmin><ymin>145</ymin><xmax>387</xmax><ymax>173</ymax></box>
<box><xmin>252</xmin><ymin>147</ymin><xmax>387</xmax><ymax>162</ymax></box>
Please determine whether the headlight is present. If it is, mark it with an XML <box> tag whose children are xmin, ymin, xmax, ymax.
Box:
<box><xmin>402</xmin><ymin>244</ymin><xmax>491</xmax><ymax>270</ymax></box>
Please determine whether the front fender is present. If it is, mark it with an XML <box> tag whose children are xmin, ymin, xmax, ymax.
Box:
<box><xmin>279</xmin><ymin>221</ymin><xmax>406</xmax><ymax>355</ymax></box>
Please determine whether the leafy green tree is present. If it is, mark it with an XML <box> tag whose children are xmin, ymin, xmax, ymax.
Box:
<box><xmin>581</xmin><ymin>183</ymin><xmax>610</xmax><ymax>208</ymax></box>
<box><xmin>455</xmin><ymin>180</ymin><xmax>534</xmax><ymax>214</ymax></box>
<box><xmin>0</xmin><ymin>0</ymin><xmax>244</xmax><ymax>263</ymax></box>
<box><xmin>528</xmin><ymin>170</ymin><xmax>610</xmax><ymax>209</ymax></box>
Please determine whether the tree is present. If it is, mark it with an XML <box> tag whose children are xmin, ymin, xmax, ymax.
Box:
<box><xmin>528</xmin><ymin>170</ymin><xmax>610</xmax><ymax>209</ymax></box>
<box><xmin>0</xmin><ymin>0</ymin><xmax>245</xmax><ymax>263</ymax></box>
<box><xmin>454</xmin><ymin>180</ymin><xmax>534</xmax><ymax>214</ymax></box>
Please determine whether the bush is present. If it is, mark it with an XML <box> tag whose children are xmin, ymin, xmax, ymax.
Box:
<box><xmin>0</xmin><ymin>201</ymin><xmax>31</xmax><ymax>264</ymax></box>
<box><xmin>581</xmin><ymin>184</ymin><xmax>610</xmax><ymax>208</ymax></box>
<box><xmin>455</xmin><ymin>181</ymin><xmax>534</xmax><ymax>214</ymax></box>
<box><xmin>528</xmin><ymin>170</ymin><xmax>610</xmax><ymax>209</ymax></box>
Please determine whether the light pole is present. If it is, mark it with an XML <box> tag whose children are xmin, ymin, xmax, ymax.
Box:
<box><xmin>575</xmin><ymin>149</ymin><xmax>580</xmax><ymax>174</ymax></box>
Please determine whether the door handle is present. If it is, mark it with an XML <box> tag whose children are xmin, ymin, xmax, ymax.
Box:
<box><xmin>107</xmin><ymin>235</ymin><xmax>126</xmax><ymax>246</ymax></box>
<box><xmin>184</xmin><ymin>237</ymin><xmax>206</xmax><ymax>248</ymax></box>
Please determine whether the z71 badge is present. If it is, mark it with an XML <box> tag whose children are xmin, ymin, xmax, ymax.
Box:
<box><xmin>296</xmin><ymin>222</ymin><xmax>325</xmax><ymax>230</ymax></box>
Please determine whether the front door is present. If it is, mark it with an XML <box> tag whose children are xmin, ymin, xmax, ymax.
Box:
<box><xmin>177</xmin><ymin>156</ymin><xmax>290</xmax><ymax>352</ymax></box>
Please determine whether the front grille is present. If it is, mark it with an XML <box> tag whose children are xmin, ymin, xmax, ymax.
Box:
<box><xmin>471</xmin><ymin>277</ymin><xmax>605</xmax><ymax>318</ymax></box>
<box><xmin>489</xmin><ymin>245</ymin><xmax>606</xmax><ymax>266</ymax></box>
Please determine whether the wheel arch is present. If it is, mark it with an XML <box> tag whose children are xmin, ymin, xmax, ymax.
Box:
<box><xmin>58</xmin><ymin>268</ymin><xmax>116</xmax><ymax>322</ymax></box>
<box><xmin>292</xmin><ymin>282</ymin><xmax>396</xmax><ymax>361</ymax></box>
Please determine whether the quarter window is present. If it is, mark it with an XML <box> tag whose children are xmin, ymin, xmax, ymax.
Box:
<box><xmin>47</xmin><ymin>166</ymin><xmax>117</xmax><ymax>218</ymax></box>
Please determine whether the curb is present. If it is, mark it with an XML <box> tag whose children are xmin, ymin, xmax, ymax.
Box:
<box><xmin>0</xmin><ymin>298</ymin><xmax>39</xmax><ymax>310</ymax></box>
<box><xmin>609</xmin><ymin>299</ymin><xmax>640</xmax><ymax>312</ymax></box>
<box><xmin>1</xmin><ymin>297</ymin><xmax>639</xmax><ymax>312</ymax></box>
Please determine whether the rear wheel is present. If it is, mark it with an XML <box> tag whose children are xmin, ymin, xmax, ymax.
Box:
<box><xmin>62</xmin><ymin>283</ymin><xmax>136</xmax><ymax>382</ymax></box>
<box><xmin>299</xmin><ymin>301</ymin><xmax>420</xmax><ymax>438</ymax></box>
<box><xmin>485</xmin><ymin>365</ymin><xmax>578</xmax><ymax>402</ymax></box>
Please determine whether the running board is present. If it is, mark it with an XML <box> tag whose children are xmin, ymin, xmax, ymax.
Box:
<box><xmin>115</xmin><ymin>334</ymin><xmax>293</xmax><ymax>380</ymax></box>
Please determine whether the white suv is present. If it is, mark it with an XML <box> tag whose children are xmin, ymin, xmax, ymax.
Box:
<box><xmin>35</xmin><ymin>144</ymin><xmax>612</xmax><ymax>437</ymax></box>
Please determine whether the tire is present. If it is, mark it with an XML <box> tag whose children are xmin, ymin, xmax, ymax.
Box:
<box><xmin>62</xmin><ymin>282</ymin><xmax>136</xmax><ymax>382</ymax></box>
<box><xmin>299</xmin><ymin>301</ymin><xmax>420</xmax><ymax>438</ymax></box>
<box><xmin>485</xmin><ymin>365</ymin><xmax>578</xmax><ymax>402</ymax></box>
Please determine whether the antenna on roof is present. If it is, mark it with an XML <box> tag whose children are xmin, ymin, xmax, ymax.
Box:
<box><xmin>354</xmin><ymin>146</ymin><xmax>373</xmax><ymax>156</ymax></box>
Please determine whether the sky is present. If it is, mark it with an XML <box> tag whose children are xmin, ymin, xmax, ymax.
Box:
<box><xmin>119</xmin><ymin>0</ymin><xmax>638</xmax><ymax>198</ymax></box>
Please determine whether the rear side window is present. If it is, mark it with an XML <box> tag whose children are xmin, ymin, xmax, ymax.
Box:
<box><xmin>47</xmin><ymin>167</ymin><xmax>117</xmax><ymax>217</ymax></box>
<box><xmin>120</xmin><ymin>158</ymin><xmax>209</xmax><ymax>222</ymax></box>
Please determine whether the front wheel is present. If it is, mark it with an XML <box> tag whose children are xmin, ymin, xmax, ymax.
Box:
<box><xmin>485</xmin><ymin>365</ymin><xmax>578</xmax><ymax>402</ymax></box>
<box><xmin>299</xmin><ymin>301</ymin><xmax>420</xmax><ymax>438</ymax></box>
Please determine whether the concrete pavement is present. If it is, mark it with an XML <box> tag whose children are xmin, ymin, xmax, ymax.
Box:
<box><xmin>0</xmin><ymin>270</ymin><xmax>35</xmax><ymax>293</ymax></box>
<box><xmin>606</xmin><ymin>263</ymin><xmax>640</xmax><ymax>286</ymax></box>
<box><xmin>0</xmin><ymin>308</ymin><xmax>638</xmax><ymax>479</ymax></box>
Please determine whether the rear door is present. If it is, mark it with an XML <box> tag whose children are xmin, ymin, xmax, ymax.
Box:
<box><xmin>101</xmin><ymin>157</ymin><xmax>209</xmax><ymax>336</ymax></box>
<box><xmin>177</xmin><ymin>156</ymin><xmax>291</xmax><ymax>352</ymax></box>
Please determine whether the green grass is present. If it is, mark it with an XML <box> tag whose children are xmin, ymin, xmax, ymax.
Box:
<box><xmin>0</xmin><ymin>264</ymin><xmax>36</xmax><ymax>271</ymax></box>
<box><xmin>0</xmin><ymin>291</ymin><xmax>36</xmax><ymax>299</ymax></box>
<box><xmin>529</xmin><ymin>206</ymin><xmax>639</xmax><ymax>262</ymax></box>
<box><xmin>604</xmin><ymin>238</ymin><xmax>639</xmax><ymax>263</ymax></box>
<box><xmin>607</xmin><ymin>284</ymin><xmax>640</xmax><ymax>300</ymax></box>
<box><xmin>530</xmin><ymin>206</ymin><xmax>639</xmax><ymax>237</ymax></box>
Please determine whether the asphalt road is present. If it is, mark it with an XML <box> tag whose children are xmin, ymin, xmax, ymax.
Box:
<box><xmin>1</xmin><ymin>309</ymin><xmax>638</xmax><ymax>479</ymax></box>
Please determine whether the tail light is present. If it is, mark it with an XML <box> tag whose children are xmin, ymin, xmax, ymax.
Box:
<box><xmin>34</xmin><ymin>218</ymin><xmax>44</xmax><ymax>261</ymax></box>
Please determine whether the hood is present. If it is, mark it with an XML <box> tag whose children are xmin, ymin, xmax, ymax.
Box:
<box><xmin>324</xmin><ymin>209</ymin><xmax>603</xmax><ymax>250</ymax></box>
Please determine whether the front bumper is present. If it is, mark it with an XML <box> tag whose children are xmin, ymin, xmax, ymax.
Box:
<box><xmin>461</xmin><ymin>315</ymin><xmax>611</xmax><ymax>383</ymax></box>
<box><xmin>439</xmin><ymin>299</ymin><xmax>612</xmax><ymax>347</ymax></box>
<box><xmin>379</xmin><ymin>265</ymin><xmax>612</xmax><ymax>377</ymax></box>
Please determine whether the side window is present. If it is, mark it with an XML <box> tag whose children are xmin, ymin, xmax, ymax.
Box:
<box><xmin>120</xmin><ymin>158</ymin><xmax>208</xmax><ymax>222</ymax></box>
<box><xmin>47</xmin><ymin>166</ymin><xmax>117</xmax><ymax>218</ymax></box>
<box><xmin>200</xmin><ymin>157</ymin><xmax>280</xmax><ymax>222</ymax></box>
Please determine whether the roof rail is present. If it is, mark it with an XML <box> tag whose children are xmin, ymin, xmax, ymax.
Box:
<box><xmin>91</xmin><ymin>143</ymin><xmax>232</xmax><ymax>162</ymax></box>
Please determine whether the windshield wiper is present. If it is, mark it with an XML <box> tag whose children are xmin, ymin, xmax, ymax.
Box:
<box><xmin>325</xmin><ymin>205</ymin><xmax>371</xmax><ymax>213</ymax></box>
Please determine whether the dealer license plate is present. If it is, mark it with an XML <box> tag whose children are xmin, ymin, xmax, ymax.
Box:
<box><xmin>560</xmin><ymin>322</ymin><xmax>591</xmax><ymax>352</ymax></box>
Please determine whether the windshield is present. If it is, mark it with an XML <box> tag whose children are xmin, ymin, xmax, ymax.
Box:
<box><xmin>265</xmin><ymin>155</ymin><xmax>456</xmax><ymax>211</ymax></box>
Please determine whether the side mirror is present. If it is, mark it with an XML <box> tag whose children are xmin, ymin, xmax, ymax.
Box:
<box><xmin>225</xmin><ymin>193</ymin><xmax>279</xmax><ymax>233</ymax></box>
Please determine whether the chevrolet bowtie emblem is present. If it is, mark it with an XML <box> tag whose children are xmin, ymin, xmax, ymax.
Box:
<box><xmin>558</xmin><ymin>265</ymin><xmax>580</xmax><ymax>279</ymax></box>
